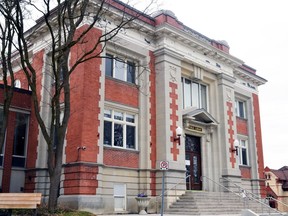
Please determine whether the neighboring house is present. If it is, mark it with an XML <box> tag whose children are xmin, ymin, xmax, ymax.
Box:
<box><xmin>0</xmin><ymin>1</ymin><xmax>267</xmax><ymax>214</ymax></box>
<box><xmin>265</xmin><ymin>166</ymin><xmax>288</xmax><ymax>212</ymax></box>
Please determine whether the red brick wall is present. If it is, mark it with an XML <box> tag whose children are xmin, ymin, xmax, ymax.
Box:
<box><xmin>65</xmin><ymin>25</ymin><xmax>102</xmax><ymax>164</ymax></box>
<box><xmin>154</xmin><ymin>14</ymin><xmax>184</xmax><ymax>30</ymax></box>
<box><xmin>0</xmin><ymin>50</ymin><xmax>41</xmax><ymax>192</ymax></box>
<box><xmin>25</xmin><ymin>50</ymin><xmax>44</xmax><ymax>169</ymax></box>
<box><xmin>63</xmin><ymin>164</ymin><xmax>98</xmax><ymax>195</ymax></box>
<box><xmin>1</xmin><ymin>112</ymin><xmax>16</xmax><ymax>192</ymax></box>
<box><xmin>253</xmin><ymin>93</ymin><xmax>265</xmax><ymax>197</ymax></box>
<box><xmin>240</xmin><ymin>166</ymin><xmax>251</xmax><ymax>179</ymax></box>
<box><xmin>24</xmin><ymin>50</ymin><xmax>45</xmax><ymax>192</ymax></box>
<box><xmin>64</xmin><ymin>25</ymin><xmax>103</xmax><ymax>195</ymax></box>
<box><xmin>227</xmin><ymin>101</ymin><xmax>236</xmax><ymax>168</ymax></box>
<box><xmin>236</xmin><ymin>117</ymin><xmax>248</xmax><ymax>135</ymax></box>
<box><xmin>169</xmin><ymin>82</ymin><xmax>179</xmax><ymax>161</ymax></box>
<box><xmin>103</xmin><ymin>148</ymin><xmax>139</xmax><ymax>168</ymax></box>
<box><xmin>105</xmin><ymin>78</ymin><xmax>139</xmax><ymax>108</ymax></box>
<box><xmin>0</xmin><ymin>88</ymin><xmax>31</xmax><ymax>109</ymax></box>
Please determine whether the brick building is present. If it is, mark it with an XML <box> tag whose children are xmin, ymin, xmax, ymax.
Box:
<box><xmin>264</xmin><ymin>166</ymin><xmax>288</xmax><ymax>212</ymax></box>
<box><xmin>0</xmin><ymin>0</ymin><xmax>267</xmax><ymax>214</ymax></box>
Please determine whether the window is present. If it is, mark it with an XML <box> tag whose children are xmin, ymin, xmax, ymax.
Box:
<box><xmin>12</xmin><ymin>113</ymin><xmax>29</xmax><ymax>168</ymax></box>
<box><xmin>104</xmin><ymin>109</ymin><xmax>136</xmax><ymax>149</ymax></box>
<box><xmin>181</xmin><ymin>77</ymin><xmax>207</xmax><ymax>110</ymax></box>
<box><xmin>52</xmin><ymin>109</ymin><xmax>64</xmax><ymax>150</ymax></box>
<box><xmin>14</xmin><ymin>80</ymin><xmax>21</xmax><ymax>88</ymax></box>
<box><xmin>235</xmin><ymin>100</ymin><xmax>246</xmax><ymax>118</ymax></box>
<box><xmin>105</xmin><ymin>54</ymin><xmax>136</xmax><ymax>83</ymax></box>
<box><xmin>238</xmin><ymin>139</ymin><xmax>249</xmax><ymax>166</ymax></box>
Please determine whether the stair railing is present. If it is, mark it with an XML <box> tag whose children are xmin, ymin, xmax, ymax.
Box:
<box><xmin>159</xmin><ymin>174</ymin><xmax>191</xmax><ymax>198</ymax></box>
<box><xmin>155</xmin><ymin>174</ymin><xmax>191</xmax><ymax>213</ymax></box>
<box><xmin>218</xmin><ymin>177</ymin><xmax>285</xmax><ymax>215</ymax></box>
<box><xmin>265</xmin><ymin>196</ymin><xmax>288</xmax><ymax>213</ymax></box>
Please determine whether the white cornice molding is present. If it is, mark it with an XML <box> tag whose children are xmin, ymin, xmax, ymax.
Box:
<box><xmin>234</xmin><ymin>68</ymin><xmax>267</xmax><ymax>86</ymax></box>
<box><xmin>154</xmin><ymin>23</ymin><xmax>244</xmax><ymax>68</ymax></box>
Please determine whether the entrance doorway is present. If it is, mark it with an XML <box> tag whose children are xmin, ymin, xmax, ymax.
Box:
<box><xmin>185</xmin><ymin>135</ymin><xmax>202</xmax><ymax>190</ymax></box>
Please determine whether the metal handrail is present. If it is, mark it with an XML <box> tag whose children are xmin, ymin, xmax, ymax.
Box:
<box><xmin>155</xmin><ymin>174</ymin><xmax>191</xmax><ymax>213</ymax></box>
<box><xmin>266</xmin><ymin>196</ymin><xmax>288</xmax><ymax>212</ymax></box>
<box><xmin>218</xmin><ymin>177</ymin><xmax>285</xmax><ymax>215</ymax></box>
<box><xmin>158</xmin><ymin>174</ymin><xmax>191</xmax><ymax>198</ymax></box>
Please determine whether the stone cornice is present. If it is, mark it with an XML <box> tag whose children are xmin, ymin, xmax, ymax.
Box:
<box><xmin>154</xmin><ymin>23</ymin><xmax>244</xmax><ymax>68</ymax></box>
<box><xmin>234</xmin><ymin>67</ymin><xmax>267</xmax><ymax>86</ymax></box>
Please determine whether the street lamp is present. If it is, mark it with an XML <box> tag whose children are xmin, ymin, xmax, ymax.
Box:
<box><xmin>231</xmin><ymin>139</ymin><xmax>239</xmax><ymax>155</ymax></box>
<box><xmin>174</xmin><ymin>126</ymin><xmax>183</xmax><ymax>145</ymax></box>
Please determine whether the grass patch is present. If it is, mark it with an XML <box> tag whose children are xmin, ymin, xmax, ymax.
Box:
<box><xmin>1</xmin><ymin>207</ymin><xmax>96</xmax><ymax>216</ymax></box>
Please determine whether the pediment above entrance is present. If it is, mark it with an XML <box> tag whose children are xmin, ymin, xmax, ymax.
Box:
<box><xmin>182</xmin><ymin>107</ymin><xmax>218</xmax><ymax>125</ymax></box>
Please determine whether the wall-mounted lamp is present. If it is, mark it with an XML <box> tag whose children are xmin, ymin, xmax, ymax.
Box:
<box><xmin>231</xmin><ymin>140</ymin><xmax>239</xmax><ymax>155</ymax></box>
<box><xmin>174</xmin><ymin>126</ymin><xmax>183</xmax><ymax>145</ymax></box>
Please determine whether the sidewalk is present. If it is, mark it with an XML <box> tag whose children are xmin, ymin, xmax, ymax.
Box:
<box><xmin>101</xmin><ymin>214</ymin><xmax>241</xmax><ymax>216</ymax></box>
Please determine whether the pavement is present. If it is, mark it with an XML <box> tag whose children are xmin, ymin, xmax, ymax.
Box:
<box><xmin>101</xmin><ymin>214</ymin><xmax>241</xmax><ymax>216</ymax></box>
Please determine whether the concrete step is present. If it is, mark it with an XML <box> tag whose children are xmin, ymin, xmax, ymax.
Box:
<box><xmin>165</xmin><ymin>191</ymin><xmax>276</xmax><ymax>215</ymax></box>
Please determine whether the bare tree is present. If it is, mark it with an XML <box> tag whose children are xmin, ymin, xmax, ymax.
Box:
<box><xmin>0</xmin><ymin>0</ymin><xmax>155</xmax><ymax>211</ymax></box>
<box><xmin>0</xmin><ymin>1</ymin><xmax>16</xmax><ymax>160</ymax></box>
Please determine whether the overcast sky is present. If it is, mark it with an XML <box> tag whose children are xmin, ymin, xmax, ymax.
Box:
<box><xmin>28</xmin><ymin>0</ymin><xmax>287</xmax><ymax>169</ymax></box>
<box><xmin>137</xmin><ymin>0</ymin><xmax>287</xmax><ymax>169</ymax></box>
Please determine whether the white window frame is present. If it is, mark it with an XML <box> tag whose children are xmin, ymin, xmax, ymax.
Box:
<box><xmin>105</xmin><ymin>53</ymin><xmax>137</xmax><ymax>84</ymax></box>
<box><xmin>103</xmin><ymin>109</ymin><xmax>137</xmax><ymax>150</ymax></box>
<box><xmin>235</xmin><ymin>100</ymin><xmax>246</xmax><ymax>119</ymax></box>
<box><xmin>181</xmin><ymin>77</ymin><xmax>208</xmax><ymax>110</ymax></box>
<box><xmin>14</xmin><ymin>79</ymin><xmax>21</xmax><ymax>88</ymax></box>
<box><xmin>238</xmin><ymin>139</ymin><xmax>249</xmax><ymax>166</ymax></box>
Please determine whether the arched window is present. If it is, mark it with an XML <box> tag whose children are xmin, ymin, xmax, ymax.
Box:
<box><xmin>14</xmin><ymin>79</ymin><xmax>21</xmax><ymax>88</ymax></box>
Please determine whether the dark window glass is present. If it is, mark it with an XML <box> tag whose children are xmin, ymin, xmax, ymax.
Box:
<box><xmin>104</xmin><ymin>121</ymin><xmax>112</xmax><ymax>145</ymax></box>
<box><xmin>238</xmin><ymin>101</ymin><xmax>246</xmax><ymax>118</ymax></box>
<box><xmin>200</xmin><ymin>84</ymin><xmax>207</xmax><ymax>110</ymax></box>
<box><xmin>114</xmin><ymin>124</ymin><xmax>123</xmax><ymax>147</ymax></box>
<box><xmin>114</xmin><ymin>112</ymin><xmax>123</xmax><ymax>121</ymax></box>
<box><xmin>242</xmin><ymin>148</ymin><xmax>248</xmax><ymax>165</ymax></box>
<box><xmin>126</xmin><ymin>114</ymin><xmax>134</xmax><ymax>123</ymax></box>
<box><xmin>12</xmin><ymin>157</ymin><xmax>25</xmax><ymax>167</ymax></box>
<box><xmin>127</xmin><ymin>61</ymin><xmax>135</xmax><ymax>83</ymax></box>
<box><xmin>126</xmin><ymin>125</ymin><xmax>135</xmax><ymax>149</ymax></box>
<box><xmin>53</xmin><ymin>125</ymin><xmax>58</xmax><ymax>149</ymax></box>
<box><xmin>185</xmin><ymin>135</ymin><xmax>201</xmax><ymax>152</ymax></box>
<box><xmin>12</xmin><ymin>113</ymin><xmax>28</xmax><ymax>167</ymax></box>
<box><xmin>104</xmin><ymin>110</ymin><xmax>112</xmax><ymax>118</ymax></box>
<box><xmin>193</xmin><ymin>156</ymin><xmax>200</xmax><ymax>183</ymax></box>
<box><xmin>105</xmin><ymin>54</ymin><xmax>113</xmax><ymax>77</ymax></box>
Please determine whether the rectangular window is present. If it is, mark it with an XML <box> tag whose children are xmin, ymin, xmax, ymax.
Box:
<box><xmin>12</xmin><ymin>113</ymin><xmax>29</xmax><ymax>168</ymax></box>
<box><xmin>235</xmin><ymin>100</ymin><xmax>246</xmax><ymax>118</ymax></box>
<box><xmin>105</xmin><ymin>54</ymin><xmax>136</xmax><ymax>83</ymax></box>
<box><xmin>238</xmin><ymin>139</ymin><xmax>249</xmax><ymax>166</ymax></box>
<box><xmin>104</xmin><ymin>109</ymin><xmax>136</xmax><ymax>149</ymax></box>
<box><xmin>182</xmin><ymin>77</ymin><xmax>208</xmax><ymax>110</ymax></box>
<box><xmin>105</xmin><ymin>54</ymin><xmax>113</xmax><ymax>77</ymax></box>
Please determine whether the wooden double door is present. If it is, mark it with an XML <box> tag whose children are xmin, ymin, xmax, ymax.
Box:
<box><xmin>185</xmin><ymin>135</ymin><xmax>202</xmax><ymax>190</ymax></box>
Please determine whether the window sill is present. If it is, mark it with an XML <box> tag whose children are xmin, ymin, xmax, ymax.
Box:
<box><xmin>239</xmin><ymin>165</ymin><xmax>251</xmax><ymax>168</ymax></box>
<box><xmin>236</xmin><ymin>116</ymin><xmax>248</xmax><ymax>121</ymax></box>
<box><xmin>105</xmin><ymin>76</ymin><xmax>138</xmax><ymax>88</ymax></box>
<box><xmin>104</xmin><ymin>145</ymin><xmax>139</xmax><ymax>153</ymax></box>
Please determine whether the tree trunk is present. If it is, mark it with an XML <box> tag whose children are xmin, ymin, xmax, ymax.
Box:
<box><xmin>48</xmin><ymin>165</ymin><xmax>62</xmax><ymax>211</ymax></box>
